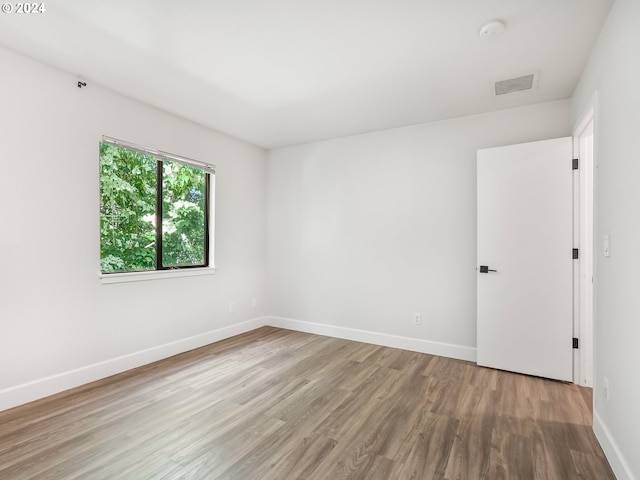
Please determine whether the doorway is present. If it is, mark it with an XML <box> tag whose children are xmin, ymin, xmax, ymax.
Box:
<box><xmin>476</xmin><ymin>124</ymin><xmax>595</xmax><ymax>386</ymax></box>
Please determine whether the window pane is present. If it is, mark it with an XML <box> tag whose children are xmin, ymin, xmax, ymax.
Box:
<box><xmin>161</xmin><ymin>161</ymin><xmax>207</xmax><ymax>267</ymax></box>
<box><xmin>100</xmin><ymin>143</ymin><xmax>157</xmax><ymax>273</ymax></box>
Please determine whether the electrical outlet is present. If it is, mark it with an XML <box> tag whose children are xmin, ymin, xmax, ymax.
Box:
<box><xmin>603</xmin><ymin>377</ymin><xmax>610</xmax><ymax>401</ymax></box>
<box><xmin>229</xmin><ymin>302</ymin><xmax>235</xmax><ymax>313</ymax></box>
<box><xmin>251</xmin><ymin>297</ymin><xmax>257</xmax><ymax>308</ymax></box>
<box><xmin>413</xmin><ymin>313</ymin><xmax>422</xmax><ymax>325</ymax></box>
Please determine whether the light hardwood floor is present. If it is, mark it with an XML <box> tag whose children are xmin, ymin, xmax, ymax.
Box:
<box><xmin>0</xmin><ymin>327</ymin><xmax>615</xmax><ymax>479</ymax></box>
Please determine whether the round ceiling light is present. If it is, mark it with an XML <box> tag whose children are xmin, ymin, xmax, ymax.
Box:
<box><xmin>479</xmin><ymin>20</ymin><xmax>505</xmax><ymax>38</ymax></box>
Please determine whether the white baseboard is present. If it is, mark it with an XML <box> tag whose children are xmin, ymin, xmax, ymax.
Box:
<box><xmin>266</xmin><ymin>316</ymin><xmax>477</xmax><ymax>362</ymax></box>
<box><xmin>0</xmin><ymin>317</ymin><xmax>268</xmax><ymax>413</ymax></box>
<box><xmin>1</xmin><ymin>316</ymin><xmax>477</xmax><ymax>413</ymax></box>
<box><xmin>593</xmin><ymin>410</ymin><xmax>636</xmax><ymax>480</ymax></box>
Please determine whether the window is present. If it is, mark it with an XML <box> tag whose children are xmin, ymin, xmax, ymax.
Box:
<box><xmin>99</xmin><ymin>137</ymin><xmax>213</xmax><ymax>275</ymax></box>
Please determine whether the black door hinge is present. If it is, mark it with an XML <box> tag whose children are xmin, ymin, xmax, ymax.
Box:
<box><xmin>573</xmin><ymin>248</ymin><xmax>579</xmax><ymax>259</ymax></box>
<box><xmin>572</xmin><ymin>158</ymin><xmax>579</xmax><ymax>170</ymax></box>
<box><xmin>573</xmin><ymin>338</ymin><xmax>579</xmax><ymax>349</ymax></box>
<box><xmin>479</xmin><ymin>265</ymin><xmax>497</xmax><ymax>273</ymax></box>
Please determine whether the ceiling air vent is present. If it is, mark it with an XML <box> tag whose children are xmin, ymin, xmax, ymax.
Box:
<box><xmin>494</xmin><ymin>73</ymin><xmax>538</xmax><ymax>96</ymax></box>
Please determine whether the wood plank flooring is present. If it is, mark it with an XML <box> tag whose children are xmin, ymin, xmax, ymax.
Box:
<box><xmin>0</xmin><ymin>327</ymin><xmax>615</xmax><ymax>479</ymax></box>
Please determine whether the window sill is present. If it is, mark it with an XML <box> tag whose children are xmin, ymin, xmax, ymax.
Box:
<box><xmin>100</xmin><ymin>266</ymin><xmax>217</xmax><ymax>284</ymax></box>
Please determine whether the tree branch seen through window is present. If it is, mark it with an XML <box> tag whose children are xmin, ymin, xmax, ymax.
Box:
<box><xmin>100</xmin><ymin>142</ymin><xmax>210</xmax><ymax>274</ymax></box>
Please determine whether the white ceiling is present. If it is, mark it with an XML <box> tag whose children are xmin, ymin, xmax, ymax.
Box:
<box><xmin>0</xmin><ymin>0</ymin><xmax>613</xmax><ymax>148</ymax></box>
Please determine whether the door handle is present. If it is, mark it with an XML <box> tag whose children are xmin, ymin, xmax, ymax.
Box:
<box><xmin>479</xmin><ymin>265</ymin><xmax>497</xmax><ymax>273</ymax></box>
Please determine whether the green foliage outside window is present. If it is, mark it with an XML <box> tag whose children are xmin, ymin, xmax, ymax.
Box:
<box><xmin>161</xmin><ymin>161</ymin><xmax>207</xmax><ymax>267</ymax></box>
<box><xmin>100</xmin><ymin>142</ymin><xmax>208</xmax><ymax>273</ymax></box>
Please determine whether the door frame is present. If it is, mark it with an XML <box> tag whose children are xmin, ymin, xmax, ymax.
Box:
<box><xmin>572</xmin><ymin>94</ymin><xmax>597</xmax><ymax>387</ymax></box>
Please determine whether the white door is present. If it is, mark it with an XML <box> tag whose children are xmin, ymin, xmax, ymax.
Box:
<box><xmin>477</xmin><ymin>137</ymin><xmax>573</xmax><ymax>382</ymax></box>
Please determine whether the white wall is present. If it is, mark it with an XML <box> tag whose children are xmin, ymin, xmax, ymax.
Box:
<box><xmin>266</xmin><ymin>100</ymin><xmax>571</xmax><ymax>359</ymax></box>
<box><xmin>0</xmin><ymin>46</ymin><xmax>268</xmax><ymax>411</ymax></box>
<box><xmin>572</xmin><ymin>0</ymin><xmax>640</xmax><ymax>478</ymax></box>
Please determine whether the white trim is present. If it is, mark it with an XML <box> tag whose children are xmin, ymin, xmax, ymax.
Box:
<box><xmin>574</xmin><ymin>92</ymin><xmax>598</xmax><ymax>137</ymax></box>
<box><xmin>593</xmin><ymin>411</ymin><xmax>636</xmax><ymax>480</ymax></box>
<box><xmin>0</xmin><ymin>317</ymin><xmax>477</xmax><ymax>412</ymax></box>
<box><xmin>267</xmin><ymin>316</ymin><xmax>477</xmax><ymax>362</ymax></box>
<box><xmin>0</xmin><ymin>317</ymin><xmax>268</xmax><ymax>412</ymax></box>
<box><xmin>572</xmin><ymin>93</ymin><xmax>597</xmax><ymax>387</ymax></box>
<box><xmin>571</xmin><ymin>137</ymin><xmax>581</xmax><ymax>384</ymax></box>
<box><xmin>100</xmin><ymin>266</ymin><xmax>217</xmax><ymax>284</ymax></box>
